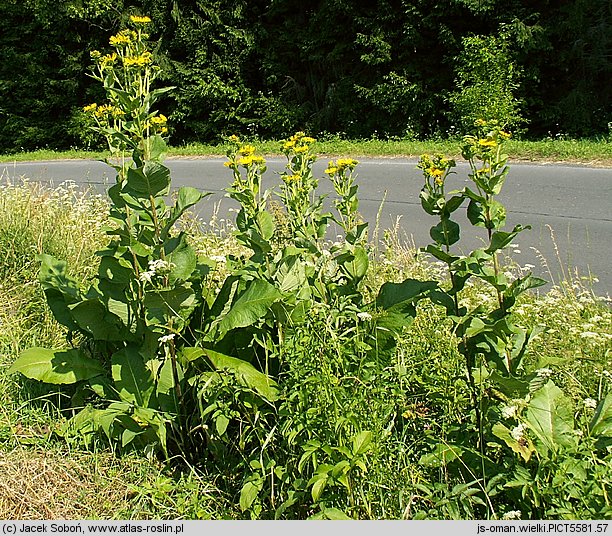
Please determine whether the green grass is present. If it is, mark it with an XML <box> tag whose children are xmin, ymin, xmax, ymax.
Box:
<box><xmin>1</xmin><ymin>136</ymin><xmax>611</xmax><ymax>166</ymax></box>
<box><xmin>0</xmin><ymin>179</ymin><xmax>610</xmax><ymax>520</ymax></box>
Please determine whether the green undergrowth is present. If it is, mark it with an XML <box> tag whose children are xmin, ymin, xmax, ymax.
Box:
<box><xmin>0</xmin><ymin>179</ymin><xmax>610</xmax><ymax>519</ymax></box>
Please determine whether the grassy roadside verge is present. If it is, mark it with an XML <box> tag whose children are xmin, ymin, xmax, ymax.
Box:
<box><xmin>0</xmin><ymin>178</ymin><xmax>610</xmax><ymax>520</ymax></box>
<box><xmin>1</xmin><ymin>137</ymin><xmax>611</xmax><ymax>166</ymax></box>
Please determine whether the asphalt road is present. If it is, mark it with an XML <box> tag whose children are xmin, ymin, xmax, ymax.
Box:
<box><xmin>2</xmin><ymin>157</ymin><xmax>610</xmax><ymax>296</ymax></box>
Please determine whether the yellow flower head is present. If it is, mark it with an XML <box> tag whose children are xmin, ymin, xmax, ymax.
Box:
<box><xmin>109</xmin><ymin>30</ymin><xmax>135</xmax><ymax>47</ymax></box>
<box><xmin>336</xmin><ymin>158</ymin><xmax>359</xmax><ymax>171</ymax></box>
<box><xmin>239</xmin><ymin>144</ymin><xmax>256</xmax><ymax>156</ymax></box>
<box><xmin>427</xmin><ymin>167</ymin><xmax>446</xmax><ymax>185</ymax></box>
<box><xmin>150</xmin><ymin>114</ymin><xmax>167</xmax><ymax>126</ymax></box>
<box><xmin>499</xmin><ymin>130</ymin><xmax>511</xmax><ymax>140</ymax></box>
<box><xmin>283</xmin><ymin>173</ymin><xmax>301</xmax><ymax>184</ymax></box>
<box><xmin>111</xmin><ymin>107</ymin><xmax>126</xmax><ymax>118</ymax></box>
<box><xmin>93</xmin><ymin>104</ymin><xmax>115</xmax><ymax>119</ymax></box>
<box><xmin>324</xmin><ymin>161</ymin><xmax>338</xmax><ymax>175</ymax></box>
<box><xmin>130</xmin><ymin>15</ymin><xmax>152</xmax><ymax>24</ymax></box>
<box><xmin>283</xmin><ymin>140</ymin><xmax>296</xmax><ymax>150</ymax></box>
<box><xmin>418</xmin><ymin>153</ymin><xmax>455</xmax><ymax>183</ymax></box>
<box><xmin>123</xmin><ymin>52</ymin><xmax>153</xmax><ymax>67</ymax></box>
<box><xmin>83</xmin><ymin>103</ymin><xmax>97</xmax><ymax>113</ymax></box>
<box><xmin>149</xmin><ymin>114</ymin><xmax>167</xmax><ymax>133</ymax></box>
<box><xmin>228</xmin><ymin>134</ymin><xmax>240</xmax><ymax>143</ymax></box>
<box><xmin>237</xmin><ymin>156</ymin><xmax>254</xmax><ymax>167</ymax></box>
<box><xmin>99</xmin><ymin>53</ymin><xmax>118</xmax><ymax>68</ymax></box>
<box><xmin>478</xmin><ymin>138</ymin><xmax>497</xmax><ymax>148</ymax></box>
<box><xmin>294</xmin><ymin>145</ymin><xmax>309</xmax><ymax>154</ymax></box>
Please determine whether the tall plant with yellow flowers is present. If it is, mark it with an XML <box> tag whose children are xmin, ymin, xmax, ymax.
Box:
<box><xmin>85</xmin><ymin>15</ymin><xmax>171</xmax><ymax>169</ymax></box>
<box><xmin>10</xmin><ymin>16</ymin><xmax>233</xmax><ymax>456</ymax></box>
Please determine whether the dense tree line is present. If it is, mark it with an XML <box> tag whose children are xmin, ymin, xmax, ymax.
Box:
<box><xmin>0</xmin><ymin>0</ymin><xmax>610</xmax><ymax>152</ymax></box>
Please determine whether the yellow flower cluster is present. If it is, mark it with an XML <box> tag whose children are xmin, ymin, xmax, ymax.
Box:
<box><xmin>150</xmin><ymin>114</ymin><xmax>167</xmax><ymax>126</ymax></box>
<box><xmin>130</xmin><ymin>15</ymin><xmax>152</xmax><ymax>24</ymax></box>
<box><xmin>83</xmin><ymin>103</ymin><xmax>125</xmax><ymax>120</ymax></box>
<box><xmin>109</xmin><ymin>30</ymin><xmax>137</xmax><ymax>47</ymax></box>
<box><xmin>325</xmin><ymin>158</ymin><xmax>359</xmax><ymax>175</ymax></box>
<box><xmin>478</xmin><ymin>138</ymin><xmax>498</xmax><ymax>148</ymax></box>
<box><xmin>239</xmin><ymin>145</ymin><xmax>256</xmax><ymax>156</ymax></box>
<box><xmin>237</xmin><ymin>155</ymin><xmax>266</xmax><ymax>167</ymax></box>
<box><xmin>93</xmin><ymin>53</ymin><xmax>118</xmax><ymax>69</ymax></box>
<box><xmin>417</xmin><ymin>154</ymin><xmax>454</xmax><ymax>185</ymax></box>
<box><xmin>224</xmin><ymin>138</ymin><xmax>266</xmax><ymax>169</ymax></box>
<box><xmin>282</xmin><ymin>173</ymin><xmax>302</xmax><ymax>184</ymax></box>
<box><xmin>282</xmin><ymin>132</ymin><xmax>316</xmax><ymax>154</ymax></box>
<box><xmin>149</xmin><ymin>114</ymin><xmax>168</xmax><ymax>134</ymax></box>
<box><xmin>428</xmin><ymin>167</ymin><xmax>446</xmax><ymax>181</ymax></box>
<box><xmin>123</xmin><ymin>52</ymin><xmax>153</xmax><ymax>67</ymax></box>
<box><xmin>462</xmin><ymin>119</ymin><xmax>511</xmax><ymax>162</ymax></box>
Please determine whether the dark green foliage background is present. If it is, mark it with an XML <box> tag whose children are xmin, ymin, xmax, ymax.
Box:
<box><xmin>1</xmin><ymin>0</ymin><xmax>610</xmax><ymax>152</ymax></box>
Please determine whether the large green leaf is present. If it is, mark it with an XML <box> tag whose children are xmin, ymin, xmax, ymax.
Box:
<box><xmin>162</xmin><ymin>186</ymin><xmax>207</xmax><ymax>238</ymax></box>
<box><xmin>419</xmin><ymin>443</ymin><xmax>464</xmax><ymax>468</ymax></box>
<box><xmin>111</xmin><ymin>346</ymin><xmax>155</xmax><ymax>407</ymax></box>
<box><xmin>430</xmin><ymin>218</ymin><xmax>460</xmax><ymax>246</ymax></box>
<box><xmin>526</xmin><ymin>381</ymin><xmax>576</xmax><ymax>450</ymax></box>
<box><xmin>214</xmin><ymin>279</ymin><xmax>281</xmax><ymax>337</ymax></box>
<box><xmin>165</xmin><ymin>233</ymin><xmax>197</xmax><ymax>283</ymax></box>
<box><xmin>98</xmin><ymin>256</ymin><xmax>133</xmax><ymax>284</ymax></box>
<box><xmin>275</xmin><ymin>256</ymin><xmax>309</xmax><ymax>296</ymax></box>
<box><xmin>9</xmin><ymin>347</ymin><xmax>105</xmax><ymax>385</ymax></box>
<box><xmin>486</xmin><ymin>225</ymin><xmax>529</xmax><ymax>254</ymax></box>
<box><xmin>205</xmin><ymin>349</ymin><xmax>278</xmax><ymax>402</ymax></box>
<box><xmin>240</xmin><ymin>478</ymin><xmax>263</xmax><ymax>512</ymax></box>
<box><xmin>376</xmin><ymin>278</ymin><xmax>438</xmax><ymax>311</ymax></box>
<box><xmin>256</xmin><ymin>210</ymin><xmax>275</xmax><ymax>241</ymax></box>
<box><xmin>352</xmin><ymin>430</ymin><xmax>372</xmax><ymax>456</ymax></box>
<box><xmin>125</xmin><ymin>161</ymin><xmax>171</xmax><ymax>197</ymax></box>
<box><xmin>37</xmin><ymin>254</ymin><xmax>82</xmax><ymax>331</ymax></box>
<box><xmin>144</xmin><ymin>285</ymin><xmax>197</xmax><ymax>327</ymax></box>
<box><xmin>467</xmin><ymin>198</ymin><xmax>506</xmax><ymax>229</ymax></box>
<box><xmin>148</xmin><ymin>134</ymin><xmax>168</xmax><ymax>162</ymax></box>
<box><xmin>590</xmin><ymin>392</ymin><xmax>612</xmax><ymax>437</ymax></box>
<box><xmin>70</xmin><ymin>299</ymin><xmax>129</xmax><ymax>341</ymax></box>
<box><xmin>336</xmin><ymin>245</ymin><xmax>369</xmax><ymax>281</ymax></box>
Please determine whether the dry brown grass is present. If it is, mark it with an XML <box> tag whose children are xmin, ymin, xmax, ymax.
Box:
<box><xmin>0</xmin><ymin>446</ymin><xmax>135</xmax><ymax>520</ymax></box>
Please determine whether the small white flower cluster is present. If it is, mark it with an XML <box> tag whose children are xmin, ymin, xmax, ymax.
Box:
<box><xmin>583</xmin><ymin>398</ymin><xmax>598</xmax><ymax>409</ymax></box>
<box><xmin>357</xmin><ymin>311</ymin><xmax>372</xmax><ymax>322</ymax></box>
<box><xmin>502</xmin><ymin>510</ymin><xmax>522</xmax><ymax>520</ymax></box>
<box><xmin>535</xmin><ymin>367</ymin><xmax>553</xmax><ymax>379</ymax></box>
<box><xmin>501</xmin><ymin>404</ymin><xmax>518</xmax><ymax>419</ymax></box>
<box><xmin>139</xmin><ymin>259</ymin><xmax>175</xmax><ymax>284</ymax></box>
<box><xmin>511</xmin><ymin>423</ymin><xmax>528</xmax><ymax>442</ymax></box>
<box><xmin>158</xmin><ymin>333</ymin><xmax>175</xmax><ymax>344</ymax></box>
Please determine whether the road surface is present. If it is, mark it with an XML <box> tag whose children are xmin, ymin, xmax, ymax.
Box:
<box><xmin>2</xmin><ymin>157</ymin><xmax>610</xmax><ymax>296</ymax></box>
